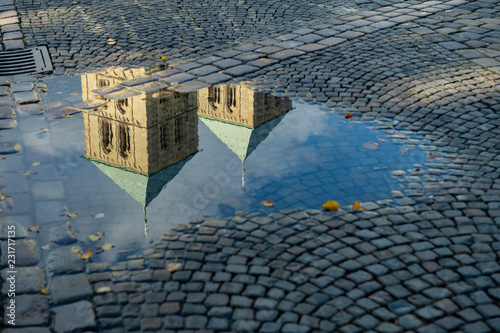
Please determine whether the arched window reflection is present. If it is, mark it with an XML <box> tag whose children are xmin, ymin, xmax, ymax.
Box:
<box><xmin>118</xmin><ymin>124</ymin><xmax>130</xmax><ymax>159</ymax></box>
<box><xmin>227</xmin><ymin>87</ymin><xmax>236</xmax><ymax>113</ymax></box>
<box><xmin>208</xmin><ymin>86</ymin><xmax>221</xmax><ymax>109</ymax></box>
<box><xmin>117</xmin><ymin>99</ymin><xmax>129</xmax><ymax>115</ymax></box>
<box><xmin>98</xmin><ymin>79</ymin><xmax>110</xmax><ymax>88</ymax></box>
<box><xmin>160</xmin><ymin>124</ymin><xmax>168</xmax><ymax>150</ymax></box>
<box><xmin>100</xmin><ymin>119</ymin><xmax>113</xmax><ymax>154</ymax></box>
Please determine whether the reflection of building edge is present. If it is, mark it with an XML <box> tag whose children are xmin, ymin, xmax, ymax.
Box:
<box><xmin>197</xmin><ymin>83</ymin><xmax>292</xmax><ymax>162</ymax></box>
<box><xmin>198</xmin><ymin>84</ymin><xmax>292</xmax><ymax>128</ymax></box>
<box><xmin>81</xmin><ymin>69</ymin><xmax>199</xmax><ymax>214</ymax></box>
<box><xmin>198</xmin><ymin>83</ymin><xmax>293</xmax><ymax>190</ymax></box>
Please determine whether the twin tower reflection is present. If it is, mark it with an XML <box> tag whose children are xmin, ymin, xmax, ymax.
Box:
<box><xmin>80</xmin><ymin>67</ymin><xmax>292</xmax><ymax>222</ymax></box>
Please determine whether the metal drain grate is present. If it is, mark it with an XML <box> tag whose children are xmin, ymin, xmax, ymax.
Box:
<box><xmin>0</xmin><ymin>46</ymin><xmax>53</xmax><ymax>76</ymax></box>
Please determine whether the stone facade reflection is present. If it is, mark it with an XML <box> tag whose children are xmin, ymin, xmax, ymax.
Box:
<box><xmin>81</xmin><ymin>67</ymin><xmax>198</xmax><ymax>175</ymax></box>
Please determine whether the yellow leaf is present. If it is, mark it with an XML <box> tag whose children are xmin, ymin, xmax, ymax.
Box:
<box><xmin>71</xmin><ymin>246</ymin><xmax>82</xmax><ymax>253</ymax></box>
<box><xmin>42</xmin><ymin>244</ymin><xmax>52</xmax><ymax>250</ymax></box>
<box><xmin>322</xmin><ymin>200</ymin><xmax>339</xmax><ymax>211</ymax></box>
<box><xmin>62</xmin><ymin>114</ymin><xmax>72</xmax><ymax>118</ymax></box>
<box><xmin>40</xmin><ymin>286</ymin><xmax>49</xmax><ymax>294</ymax></box>
<box><xmin>67</xmin><ymin>212</ymin><xmax>78</xmax><ymax>218</ymax></box>
<box><xmin>100</xmin><ymin>243</ymin><xmax>114</xmax><ymax>251</ymax></box>
<box><xmin>344</xmin><ymin>113</ymin><xmax>353</xmax><ymax>119</ymax></box>
<box><xmin>261</xmin><ymin>200</ymin><xmax>274</xmax><ymax>207</ymax></box>
<box><xmin>40</xmin><ymin>88</ymin><xmax>48</xmax><ymax>93</ymax></box>
<box><xmin>22</xmin><ymin>170</ymin><xmax>33</xmax><ymax>176</ymax></box>
<box><xmin>28</xmin><ymin>225</ymin><xmax>40</xmax><ymax>232</ymax></box>
<box><xmin>32</xmin><ymin>162</ymin><xmax>40</xmax><ymax>167</ymax></box>
<box><xmin>161</xmin><ymin>56</ymin><xmax>169</xmax><ymax>61</ymax></box>
<box><xmin>0</xmin><ymin>194</ymin><xmax>7</xmax><ymax>200</ymax></box>
<box><xmin>88</xmin><ymin>232</ymin><xmax>104</xmax><ymax>241</ymax></box>
<box><xmin>81</xmin><ymin>249</ymin><xmax>92</xmax><ymax>260</ymax></box>
<box><xmin>352</xmin><ymin>201</ymin><xmax>364</xmax><ymax>211</ymax></box>
<box><xmin>41</xmin><ymin>128</ymin><xmax>50</xmax><ymax>132</ymax></box>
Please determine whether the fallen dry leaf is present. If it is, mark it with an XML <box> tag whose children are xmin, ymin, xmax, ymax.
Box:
<box><xmin>32</xmin><ymin>162</ymin><xmax>40</xmax><ymax>167</ymax></box>
<box><xmin>88</xmin><ymin>231</ymin><xmax>104</xmax><ymax>241</ymax></box>
<box><xmin>81</xmin><ymin>249</ymin><xmax>92</xmax><ymax>260</ymax></box>
<box><xmin>41</xmin><ymin>128</ymin><xmax>50</xmax><ymax>132</ymax></box>
<box><xmin>344</xmin><ymin>113</ymin><xmax>353</xmax><ymax>119</ymax></box>
<box><xmin>71</xmin><ymin>246</ymin><xmax>82</xmax><ymax>253</ymax></box>
<box><xmin>322</xmin><ymin>200</ymin><xmax>340</xmax><ymax>211</ymax></box>
<box><xmin>28</xmin><ymin>225</ymin><xmax>40</xmax><ymax>233</ymax></box>
<box><xmin>100</xmin><ymin>243</ymin><xmax>114</xmax><ymax>251</ymax></box>
<box><xmin>42</xmin><ymin>244</ymin><xmax>52</xmax><ymax>250</ymax></box>
<box><xmin>352</xmin><ymin>201</ymin><xmax>364</xmax><ymax>211</ymax></box>
<box><xmin>40</xmin><ymin>286</ymin><xmax>49</xmax><ymax>294</ymax></box>
<box><xmin>66</xmin><ymin>212</ymin><xmax>79</xmax><ymax>218</ymax></box>
<box><xmin>261</xmin><ymin>200</ymin><xmax>274</xmax><ymax>207</ymax></box>
<box><xmin>362</xmin><ymin>142</ymin><xmax>379</xmax><ymax>150</ymax></box>
<box><xmin>21</xmin><ymin>170</ymin><xmax>33</xmax><ymax>176</ymax></box>
<box><xmin>161</xmin><ymin>56</ymin><xmax>169</xmax><ymax>61</ymax></box>
<box><xmin>62</xmin><ymin>114</ymin><xmax>72</xmax><ymax>118</ymax></box>
<box><xmin>40</xmin><ymin>88</ymin><xmax>48</xmax><ymax>93</ymax></box>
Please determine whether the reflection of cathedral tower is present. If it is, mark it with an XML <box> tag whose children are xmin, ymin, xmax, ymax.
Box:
<box><xmin>81</xmin><ymin>67</ymin><xmax>198</xmax><ymax>210</ymax></box>
<box><xmin>198</xmin><ymin>84</ymin><xmax>292</xmax><ymax>128</ymax></box>
<box><xmin>82</xmin><ymin>67</ymin><xmax>198</xmax><ymax>175</ymax></box>
<box><xmin>198</xmin><ymin>83</ymin><xmax>292</xmax><ymax>189</ymax></box>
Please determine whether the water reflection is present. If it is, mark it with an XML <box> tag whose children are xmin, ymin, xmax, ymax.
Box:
<box><xmin>78</xmin><ymin>67</ymin><xmax>293</xmax><ymax>236</ymax></box>
<box><xmin>81</xmin><ymin>68</ymin><xmax>199</xmax><ymax>213</ymax></box>
<box><xmin>19</xmin><ymin>65</ymin><xmax>435</xmax><ymax>259</ymax></box>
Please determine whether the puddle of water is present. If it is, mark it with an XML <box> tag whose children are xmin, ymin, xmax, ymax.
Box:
<box><xmin>3</xmin><ymin>66</ymin><xmax>437</xmax><ymax>262</ymax></box>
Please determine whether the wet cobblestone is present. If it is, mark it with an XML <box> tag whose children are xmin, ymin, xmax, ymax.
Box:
<box><xmin>0</xmin><ymin>0</ymin><xmax>500</xmax><ymax>332</ymax></box>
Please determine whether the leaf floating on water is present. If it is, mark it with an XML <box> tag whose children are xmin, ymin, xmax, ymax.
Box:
<box><xmin>161</xmin><ymin>56</ymin><xmax>169</xmax><ymax>61</ymax></box>
<box><xmin>40</xmin><ymin>88</ymin><xmax>48</xmax><ymax>93</ymax></box>
<box><xmin>344</xmin><ymin>113</ymin><xmax>353</xmax><ymax>119</ymax></box>
<box><xmin>322</xmin><ymin>200</ymin><xmax>339</xmax><ymax>211</ymax></box>
<box><xmin>32</xmin><ymin>162</ymin><xmax>40</xmax><ymax>167</ymax></box>
<box><xmin>28</xmin><ymin>225</ymin><xmax>40</xmax><ymax>232</ymax></box>
<box><xmin>71</xmin><ymin>246</ymin><xmax>81</xmax><ymax>253</ymax></box>
<box><xmin>261</xmin><ymin>200</ymin><xmax>274</xmax><ymax>207</ymax></box>
<box><xmin>352</xmin><ymin>201</ymin><xmax>364</xmax><ymax>211</ymax></box>
<box><xmin>66</xmin><ymin>212</ymin><xmax>79</xmax><ymax>218</ymax></box>
<box><xmin>88</xmin><ymin>231</ymin><xmax>104</xmax><ymax>241</ymax></box>
<box><xmin>362</xmin><ymin>142</ymin><xmax>379</xmax><ymax>150</ymax></box>
<box><xmin>100</xmin><ymin>243</ymin><xmax>114</xmax><ymax>251</ymax></box>
<box><xmin>62</xmin><ymin>114</ymin><xmax>72</xmax><ymax>118</ymax></box>
<box><xmin>40</xmin><ymin>286</ymin><xmax>49</xmax><ymax>294</ymax></box>
<box><xmin>81</xmin><ymin>249</ymin><xmax>92</xmax><ymax>260</ymax></box>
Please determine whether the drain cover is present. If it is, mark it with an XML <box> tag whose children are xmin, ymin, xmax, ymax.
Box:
<box><xmin>0</xmin><ymin>46</ymin><xmax>53</xmax><ymax>76</ymax></box>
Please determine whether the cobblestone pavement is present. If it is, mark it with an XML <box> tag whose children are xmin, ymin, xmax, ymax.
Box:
<box><xmin>1</xmin><ymin>0</ymin><xmax>500</xmax><ymax>332</ymax></box>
